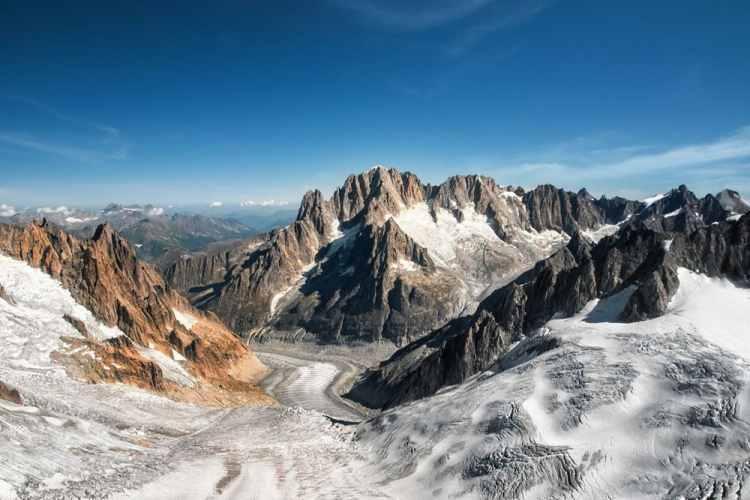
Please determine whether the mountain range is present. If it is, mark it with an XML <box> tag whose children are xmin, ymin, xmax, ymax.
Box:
<box><xmin>1</xmin><ymin>166</ymin><xmax>749</xmax><ymax>499</ymax></box>
<box><xmin>164</xmin><ymin>167</ymin><xmax>748</xmax><ymax>349</ymax></box>
<box><xmin>0</xmin><ymin>203</ymin><xmax>298</xmax><ymax>269</ymax></box>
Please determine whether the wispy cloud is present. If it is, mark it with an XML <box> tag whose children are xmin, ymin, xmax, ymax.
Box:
<box><xmin>445</xmin><ymin>0</ymin><xmax>554</xmax><ymax>57</ymax></box>
<box><xmin>6</xmin><ymin>96</ymin><xmax>121</xmax><ymax>140</ymax></box>
<box><xmin>0</xmin><ymin>96</ymin><xmax>128</xmax><ymax>162</ymax></box>
<box><xmin>332</xmin><ymin>0</ymin><xmax>552</xmax><ymax>59</ymax></box>
<box><xmin>483</xmin><ymin>126</ymin><xmax>750</xmax><ymax>197</ymax></box>
<box><xmin>240</xmin><ymin>199</ymin><xmax>291</xmax><ymax>207</ymax></box>
<box><xmin>596</xmin><ymin>126</ymin><xmax>750</xmax><ymax>178</ymax></box>
<box><xmin>0</xmin><ymin>132</ymin><xmax>127</xmax><ymax>162</ymax></box>
<box><xmin>0</xmin><ymin>204</ymin><xmax>16</xmax><ymax>217</ymax></box>
<box><xmin>330</xmin><ymin>0</ymin><xmax>494</xmax><ymax>31</ymax></box>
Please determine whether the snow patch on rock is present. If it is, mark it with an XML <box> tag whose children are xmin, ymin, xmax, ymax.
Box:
<box><xmin>393</xmin><ymin>203</ymin><xmax>500</xmax><ymax>268</ymax></box>
<box><xmin>172</xmin><ymin>308</ymin><xmax>199</xmax><ymax>330</ymax></box>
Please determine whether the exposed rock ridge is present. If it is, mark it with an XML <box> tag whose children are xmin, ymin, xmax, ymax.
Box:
<box><xmin>523</xmin><ymin>184</ymin><xmax>644</xmax><ymax>234</ymax></box>
<box><xmin>0</xmin><ymin>221</ymin><xmax>268</xmax><ymax>403</ymax></box>
<box><xmin>192</xmin><ymin>189</ymin><xmax>339</xmax><ymax>332</ymax></box>
<box><xmin>331</xmin><ymin>166</ymin><xmax>426</xmax><ymax>224</ymax></box>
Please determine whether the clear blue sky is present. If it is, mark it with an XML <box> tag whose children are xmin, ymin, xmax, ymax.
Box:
<box><xmin>2</xmin><ymin>1</ymin><xmax>749</xmax><ymax>206</ymax></box>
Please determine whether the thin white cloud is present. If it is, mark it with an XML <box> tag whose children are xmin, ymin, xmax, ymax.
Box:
<box><xmin>37</xmin><ymin>206</ymin><xmax>73</xmax><ymax>216</ymax></box>
<box><xmin>470</xmin><ymin>125</ymin><xmax>750</xmax><ymax>201</ymax></box>
<box><xmin>597</xmin><ymin>126</ymin><xmax>750</xmax><ymax>178</ymax></box>
<box><xmin>445</xmin><ymin>0</ymin><xmax>553</xmax><ymax>57</ymax></box>
<box><xmin>5</xmin><ymin>96</ymin><xmax>121</xmax><ymax>140</ymax></box>
<box><xmin>240</xmin><ymin>199</ymin><xmax>291</xmax><ymax>207</ymax></box>
<box><xmin>146</xmin><ymin>207</ymin><xmax>165</xmax><ymax>216</ymax></box>
<box><xmin>0</xmin><ymin>204</ymin><xmax>16</xmax><ymax>217</ymax></box>
<box><xmin>209</xmin><ymin>201</ymin><xmax>223</xmax><ymax>208</ymax></box>
<box><xmin>495</xmin><ymin>126</ymin><xmax>750</xmax><ymax>182</ymax></box>
<box><xmin>331</xmin><ymin>0</ymin><xmax>494</xmax><ymax>31</ymax></box>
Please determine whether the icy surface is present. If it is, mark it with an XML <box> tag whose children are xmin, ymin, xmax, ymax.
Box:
<box><xmin>394</xmin><ymin>203</ymin><xmax>501</xmax><ymax>267</ymax></box>
<box><xmin>5</xmin><ymin>248</ymin><xmax>750</xmax><ymax>499</ymax></box>
<box><xmin>358</xmin><ymin>268</ymin><xmax>750</xmax><ymax>499</ymax></box>
<box><xmin>137</xmin><ymin>346</ymin><xmax>195</xmax><ymax>387</ymax></box>
<box><xmin>393</xmin><ymin>203</ymin><xmax>566</xmax><ymax>303</ymax></box>
<box><xmin>669</xmin><ymin>268</ymin><xmax>750</xmax><ymax>359</ymax></box>
<box><xmin>581</xmin><ymin>223</ymin><xmax>619</xmax><ymax>243</ymax></box>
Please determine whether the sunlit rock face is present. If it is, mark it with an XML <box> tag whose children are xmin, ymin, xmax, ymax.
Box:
<box><xmin>0</xmin><ymin>220</ymin><xmax>269</xmax><ymax>401</ymax></box>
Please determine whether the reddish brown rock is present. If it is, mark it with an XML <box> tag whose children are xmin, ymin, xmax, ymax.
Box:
<box><xmin>0</xmin><ymin>381</ymin><xmax>22</xmax><ymax>405</ymax></box>
<box><xmin>0</xmin><ymin>220</ymin><xmax>270</xmax><ymax>405</ymax></box>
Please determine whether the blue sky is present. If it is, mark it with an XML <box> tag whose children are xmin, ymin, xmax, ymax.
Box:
<box><xmin>1</xmin><ymin>0</ymin><xmax>749</xmax><ymax>207</ymax></box>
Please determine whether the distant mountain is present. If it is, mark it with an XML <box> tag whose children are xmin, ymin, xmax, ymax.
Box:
<box><xmin>0</xmin><ymin>203</ymin><xmax>259</xmax><ymax>269</ymax></box>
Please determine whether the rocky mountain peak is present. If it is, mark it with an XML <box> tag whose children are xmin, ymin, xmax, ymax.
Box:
<box><xmin>426</xmin><ymin>175</ymin><xmax>530</xmax><ymax>240</ymax></box>
<box><xmin>523</xmin><ymin>184</ymin><xmax>605</xmax><ymax>234</ymax></box>
<box><xmin>332</xmin><ymin>167</ymin><xmax>426</xmax><ymax>223</ymax></box>
<box><xmin>577</xmin><ymin>188</ymin><xmax>595</xmax><ymax>201</ymax></box>
<box><xmin>296</xmin><ymin>189</ymin><xmax>334</xmax><ymax>236</ymax></box>
<box><xmin>716</xmin><ymin>188</ymin><xmax>750</xmax><ymax>214</ymax></box>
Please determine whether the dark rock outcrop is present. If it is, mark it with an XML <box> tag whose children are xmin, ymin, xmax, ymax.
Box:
<box><xmin>0</xmin><ymin>381</ymin><xmax>22</xmax><ymax>405</ymax></box>
<box><xmin>276</xmin><ymin>218</ymin><xmax>456</xmax><ymax>345</ymax></box>
<box><xmin>522</xmin><ymin>185</ymin><xmax>645</xmax><ymax>235</ymax></box>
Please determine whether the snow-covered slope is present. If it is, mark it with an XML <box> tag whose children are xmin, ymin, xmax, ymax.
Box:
<box><xmin>0</xmin><ymin>254</ymin><xmax>386</xmax><ymax>499</ymax></box>
<box><xmin>357</xmin><ymin>269</ymin><xmax>750</xmax><ymax>499</ymax></box>
<box><xmin>393</xmin><ymin>202</ymin><xmax>566</xmax><ymax>302</ymax></box>
<box><xmin>0</xmin><ymin>255</ymin><xmax>215</xmax><ymax>497</ymax></box>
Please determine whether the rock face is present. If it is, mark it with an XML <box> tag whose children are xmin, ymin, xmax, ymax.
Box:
<box><xmin>522</xmin><ymin>185</ymin><xmax>644</xmax><ymax>234</ymax></box>
<box><xmin>349</xmin><ymin>209</ymin><xmax>750</xmax><ymax>409</ymax></box>
<box><xmin>637</xmin><ymin>185</ymin><xmax>749</xmax><ymax>232</ymax></box>
<box><xmin>331</xmin><ymin>167</ymin><xmax>426</xmax><ymax>224</ymax></box>
<box><xmin>0</xmin><ymin>220</ymin><xmax>268</xmax><ymax>403</ymax></box>
<box><xmin>166</xmin><ymin>167</ymin><xmax>597</xmax><ymax>344</ymax></box>
<box><xmin>0</xmin><ymin>381</ymin><xmax>22</xmax><ymax>405</ymax></box>
<box><xmin>428</xmin><ymin>175</ymin><xmax>531</xmax><ymax>239</ymax></box>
